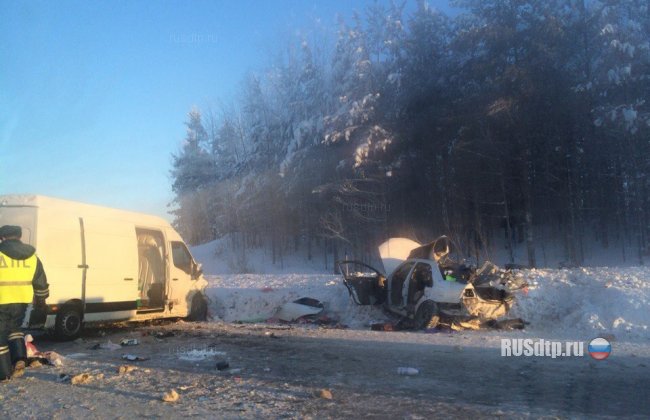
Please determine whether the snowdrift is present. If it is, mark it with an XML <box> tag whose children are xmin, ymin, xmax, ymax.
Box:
<box><xmin>204</xmin><ymin>274</ymin><xmax>387</xmax><ymax>328</ymax></box>
<box><xmin>511</xmin><ymin>267</ymin><xmax>650</xmax><ymax>341</ymax></box>
<box><xmin>194</xmin><ymin>239</ymin><xmax>650</xmax><ymax>341</ymax></box>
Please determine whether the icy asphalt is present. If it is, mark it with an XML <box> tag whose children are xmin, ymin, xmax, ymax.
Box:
<box><xmin>1</xmin><ymin>321</ymin><xmax>648</xmax><ymax>419</ymax></box>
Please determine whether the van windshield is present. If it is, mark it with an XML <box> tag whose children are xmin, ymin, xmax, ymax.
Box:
<box><xmin>0</xmin><ymin>206</ymin><xmax>36</xmax><ymax>245</ymax></box>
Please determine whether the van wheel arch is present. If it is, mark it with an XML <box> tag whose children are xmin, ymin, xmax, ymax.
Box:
<box><xmin>54</xmin><ymin>301</ymin><xmax>84</xmax><ymax>340</ymax></box>
<box><xmin>187</xmin><ymin>292</ymin><xmax>208</xmax><ymax>322</ymax></box>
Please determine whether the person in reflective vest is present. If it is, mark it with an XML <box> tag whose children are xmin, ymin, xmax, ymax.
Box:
<box><xmin>0</xmin><ymin>225</ymin><xmax>49</xmax><ymax>381</ymax></box>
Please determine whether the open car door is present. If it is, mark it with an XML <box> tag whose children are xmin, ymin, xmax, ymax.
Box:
<box><xmin>337</xmin><ymin>261</ymin><xmax>386</xmax><ymax>305</ymax></box>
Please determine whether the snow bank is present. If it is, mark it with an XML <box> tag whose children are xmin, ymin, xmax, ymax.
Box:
<box><xmin>203</xmin><ymin>268</ymin><xmax>650</xmax><ymax>342</ymax></box>
<box><xmin>204</xmin><ymin>274</ymin><xmax>387</xmax><ymax>328</ymax></box>
<box><xmin>511</xmin><ymin>267</ymin><xmax>650</xmax><ymax>341</ymax></box>
<box><xmin>194</xmin><ymin>237</ymin><xmax>650</xmax><ymax>342</ymax></box>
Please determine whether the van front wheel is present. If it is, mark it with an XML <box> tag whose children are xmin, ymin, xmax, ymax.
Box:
<box><xmin>187</xmin><ymin>293</ymin><xmax>208</xmax><ymax>321</ymax></box>
<box><xmin>55</xmin><ymin>306</ymin><xmax>83</xmax><ymax>340</ymax></box>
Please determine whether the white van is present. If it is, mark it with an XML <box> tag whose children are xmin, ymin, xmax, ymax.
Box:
<box><xmin>0</xmin><ymin>194</ymin><xmax>209</xmax><ymax>339</ymax></box>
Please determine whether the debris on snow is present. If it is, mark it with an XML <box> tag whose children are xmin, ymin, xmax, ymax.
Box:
<box><xmin>121</xmin><ymin>354</ymin><xmax>150</xmax><ymax>362</ymax></box>
<box><xmin>316</xmin><ymin>389</ymin><xmax>333</xmax><ymax>400</ymax></box>
<box><xmin>216</xmin><ymin>361</ymin><xmax>230</xmax><ymax>371</ymax></box>
<box><xmin>71</xmin><ymin>373</ymin><xmax>100</xmax><ymax>385</ymax></box>
<box><xmin>274</xmin><ymin>297</ymin><xmax>324</xmax><ymax>322</ymax></box>
<box><xmin>178</xmin><ymin>348</ymin><xmax>226</xmax><ymax>361</ymax></box>
<box><xmin>117</xmin><ymin>365</ymin><xmax>137</xmax><ymax>375</ymax></box>
<box><xmin>162</xmin><ymin>389</ymin><xmax>180</xmax><ymax>403</ymax></box>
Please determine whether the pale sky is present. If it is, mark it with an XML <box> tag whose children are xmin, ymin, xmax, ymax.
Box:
<box><xmin>0</xmin><ymin>0</ymin><xmax>453</xmax><ymax>219</ymax></box>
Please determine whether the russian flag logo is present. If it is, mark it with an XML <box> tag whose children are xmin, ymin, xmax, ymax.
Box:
<box><xmin>588</xmin><ymin>337</ymin><xmax>611</xmax><ymax>360</ymax></box>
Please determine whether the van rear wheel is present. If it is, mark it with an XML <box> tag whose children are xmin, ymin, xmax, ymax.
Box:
<box><xmin>55</xmin><ymin>306</ymin><xmax>83</xmax><ymax>340</ymax></box>
<box><xmin>187</xmin><ymin>293</ymin><xmax>208</xmax><ymax>321</ymax></box>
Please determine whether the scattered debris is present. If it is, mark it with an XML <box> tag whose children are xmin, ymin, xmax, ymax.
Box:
<box><xmin>65</xmin><ymin>353</ymin><xmax>89</xmax><ymax>359</ymax></box>
<box><xmin>371</xmin><ymin>322</ymin><xmax>397</xmax><ymax>331</ymax></box>
<box><xmin>95</xmin><ymin>340</ymin><xmax>122</xmax><ymax>351</ymax></box>
<box><xmin>28</xmin><ymin>360</ymin><xmax>43</xmax><ymax>369</ymax></box>
<box><xmin>120</xmin><ymin>339</ymin><xmax>139</xmax><ymax>346</ymax></box>
<box><xmin>274</xmin><ymin>298</ymin><xmax>324</xmax><ymax>322</ymax></box>
<box><xmin>315</xmin><ymin>389</ymin><xmax>333</xmax><ymax>400</ymax></box>
<box><xmin>438</xmin><ymin>317</ymin><xmax>529</xmax><ymax>332</ymax></box>
<box><xmin>117</xmin><ymin>365</ymin><xmax>137</xmax><ymax>375</ymax></box>
<box><xmin>121</xmin><ymin>354</ymin><xmax>150</xmax><ymax>362</ymax></box>
<box><xmin>216</xmin><ymin>361</ymin><xmax>230</xmax><ymax>371</ymax></box>
<box><xmin>484</xmin><ymin>318</ymin><xmax>528</xmax><ymax>331</ymax></box>
<box><xmin>38</xmin><ymin>351</ymin><xmax>65</xmax><ymax>367</ymax></box>
<box><xmin>71</xmin><ymin>373</ymin><xmax>96</xmax><ymax>385</ymax></box>
<box><xmin>178</xmin><ymin>349</ymin><xmax>226</xmax><ymax>361</ymax></box>
<box><xmin>25</xmin><ymin>334</ymin><xmax>38</xmax><ymax>357</ymax></box>
<box><xmin>397</xmin><ymin>367</ymin><xmax>419</xmax><ymax>375</ymax></box>
<box><xmin>450</xmin><ymin>318</ymin><xmax>482</xmax><ymax>331</ymax></box>
<box><xmin>162</xmin><ymin>389</ymin><xmax>180</xmax><ymax>403</ymax></box>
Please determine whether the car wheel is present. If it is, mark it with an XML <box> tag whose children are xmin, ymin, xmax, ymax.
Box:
<box><xmin>55</xmin><ymin>306</ymin><xmax>83</xmax><ymax>340</ymax></box>
<box><xmin>187</xmin><ymin>293</ymin><xmax>208</xmax><ymax>321</ymax></box>
<box><xmin>414</xmin><ymin>300</ymin><xmax>440</xmax><ymax>330</ymax></box>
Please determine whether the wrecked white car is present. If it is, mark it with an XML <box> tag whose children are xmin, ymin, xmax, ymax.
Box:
<box><xmin>339</xmin><ymin>236</ymin><xmax>523</xmax><ymax>329</ymax></box>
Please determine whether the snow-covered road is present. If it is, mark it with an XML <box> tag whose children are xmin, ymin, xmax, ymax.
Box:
<box><xmin>3</xmin><ymin>321</ymin><xmax>649</xmax><ymax>418</ymax></box>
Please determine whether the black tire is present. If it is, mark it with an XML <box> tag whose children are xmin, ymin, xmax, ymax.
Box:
<box><xmin>55</xmin><ymin>305</ymin><xmax>83</xmax><ymax>340</ymax></box>
<box><xmin>187</xmin><ymin>293</ymin><xmax>208</xmax><ymax>321</ymax></box>
<box><xmin>414</xmin><ymin>300</ymin><xmax>440</xmax><ymax>330</ymax></box>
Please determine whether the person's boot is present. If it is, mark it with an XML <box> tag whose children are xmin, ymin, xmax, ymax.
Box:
<box><xmin>0</xmin><ymin>346</ymin><xmax>11</xmax><ymax>381</ymax></box>
<box><xmin>8</xmin><ymin>332</ymin><xmax>26</xmax><ymax>378</ymax></box>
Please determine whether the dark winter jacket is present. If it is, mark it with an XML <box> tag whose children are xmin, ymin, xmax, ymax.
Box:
<box><xmin>0</xmin><ymin>239</ymin><xmax>49</xmax><ymax>301</ymax></box>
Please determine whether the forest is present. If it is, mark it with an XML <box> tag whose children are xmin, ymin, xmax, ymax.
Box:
<box><xmin>170</xmin><ymin>0</ymin><xmax>650</xmax><ymax>268</ymax></box>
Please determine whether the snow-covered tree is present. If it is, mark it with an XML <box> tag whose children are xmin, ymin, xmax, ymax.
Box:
<box><xmin>170</xmin><ymin>107</ymin><xmax>216</xmax><ymax>244</ymax></box>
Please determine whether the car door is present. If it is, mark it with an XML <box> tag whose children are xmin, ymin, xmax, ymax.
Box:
<box><xmin>405</xmin><ymin>262</ymin><xmax>433</xmax><ymax>307</ymax></box>
<box><xmin>388</xmin><ymin>261</ymin><xmax>415</xmax><ymax>307</ymax></box>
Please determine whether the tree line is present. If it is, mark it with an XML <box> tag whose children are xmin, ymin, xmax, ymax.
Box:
<box><xmin>171</xmin><ymin>0</ymin><xmax>650</xmax><ymax>268</ymax></box>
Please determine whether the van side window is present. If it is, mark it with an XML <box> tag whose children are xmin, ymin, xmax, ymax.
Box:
<box><xmin>171</xmin><ymin>242</ymin><xmax>192</xmax><ymax>274</ymax></box>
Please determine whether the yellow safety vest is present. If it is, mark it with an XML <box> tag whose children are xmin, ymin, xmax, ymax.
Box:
<box><xmin>0</xmin><ymin>251</ymin><xmax>37</xmax><ymax>304</ymax></box>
